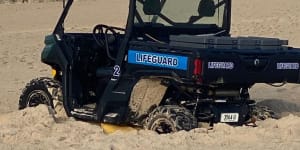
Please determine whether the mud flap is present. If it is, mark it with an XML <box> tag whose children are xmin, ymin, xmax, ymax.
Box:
<box><xmin>129</xmin><ymin>78</ymin><xmax>167</xmax><ymax>119</ymax></box>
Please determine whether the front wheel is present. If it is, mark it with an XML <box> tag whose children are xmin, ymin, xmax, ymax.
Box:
<box><xmin>19</xmin><ymin>77</ymin><xmax>62</xmax><ymax>110</ymax></box>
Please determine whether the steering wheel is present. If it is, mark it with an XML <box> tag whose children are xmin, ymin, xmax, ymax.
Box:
<box><xmin>93</xmin><ymin>24</ymin><xmax>118</xmax><ymax>60</ymax></box>
<box><xmin>93</xmin><ymin>24</ymin><xmax>118</xmax><ymax>47</ymax></box>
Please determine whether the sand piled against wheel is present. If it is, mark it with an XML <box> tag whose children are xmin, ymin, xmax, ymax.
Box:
<box><xmin>0</xmin><ymin>105</ymin><xmax>300</xmax><ymax>150</ymax></box>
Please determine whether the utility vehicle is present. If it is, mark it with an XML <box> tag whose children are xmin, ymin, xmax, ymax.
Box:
<box><xmin>19</xmin><ymin>0</ymin><xmax>300</xmax><ymax>133</ymax></box>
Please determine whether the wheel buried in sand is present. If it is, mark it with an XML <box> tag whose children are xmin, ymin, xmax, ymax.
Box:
<box><xmin>26</xmin><ymin>90</ymin><xmax>51</xmax><ymax>107</ymax></box>
<box><xmin>253</xmin><ymin>105</ymin><xmax>280</xmax><ymax>120</ymax></box>
<box><xmin>148</xmin><ymin>116</ymin><xmax>177</xmax><ymax>134</ymax></box>
<box><xmin>144</xmin><ymin>105</ymin><xmax>198</xmax><ymax>134</ymax></box>
<box><xmin>19</xmin><ymin>77</ymin><xmax>67</xmax><ymax>121</ymax></box>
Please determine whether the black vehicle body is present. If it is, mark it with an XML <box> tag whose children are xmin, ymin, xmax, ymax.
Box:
<box><xmin>35</xmin><ymin>0</ymin><xmax>300</xmax><ymax>128</ymax></box>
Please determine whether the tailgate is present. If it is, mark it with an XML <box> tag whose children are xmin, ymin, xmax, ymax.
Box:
<box><xmin>202</xmin><ymin>50</ymin><xmax>300</xmax><ymax>84</ymax></box>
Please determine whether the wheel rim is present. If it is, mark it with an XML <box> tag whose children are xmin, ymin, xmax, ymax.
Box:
<box><xmin>150</xmin><ymin>118</ymin><xmax>176</xmax><ymax>134</ymax></box>
<box><xmin>27</xmin><ymin>90</ymin><xmax>51</xmax><ymax>107</ymax></box>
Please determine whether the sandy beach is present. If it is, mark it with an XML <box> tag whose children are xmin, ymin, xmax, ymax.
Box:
<box><xmin>1</xmin><ymin>0</ymin><xmax>300</xmax><ymax>149</ymax></box>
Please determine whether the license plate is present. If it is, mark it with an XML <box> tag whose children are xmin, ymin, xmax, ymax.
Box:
<box><xmin>220</xmin><ymin>113</ymin><xmax>239</xmax><ymax>123</ymax></box>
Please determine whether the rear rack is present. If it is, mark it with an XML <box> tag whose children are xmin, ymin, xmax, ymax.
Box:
<box><xmin>170</xmin><ymin>35</ymin><xmax>289</xmax><ymax>50</ymax></box>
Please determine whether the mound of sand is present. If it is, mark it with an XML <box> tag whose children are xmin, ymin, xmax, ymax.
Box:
<box><xmin>0</xmin><ymin>105</ymin><xmax>105</xmax><ymax>149</ymax></box>
<box><xmin>1</xmin><ymin>105</ymin><xmax>300</xmax><ymax>150</ymax></box>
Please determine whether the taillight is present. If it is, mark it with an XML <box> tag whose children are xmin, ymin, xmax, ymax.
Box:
<box><xmin>193</xmin><ymin>58</ymin><xmax>203</xmax><ymax>83</ymax></box>
<box><xmin>193</xmin><ymin>58</ymin><xmax>203</xmax><ymax>75</ymax></box>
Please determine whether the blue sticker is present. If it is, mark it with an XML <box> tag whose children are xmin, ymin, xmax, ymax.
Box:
<box><xmin>128</xmin><ymin>50</ymin><xmax>188</xmax><ymax>70</ymax></box>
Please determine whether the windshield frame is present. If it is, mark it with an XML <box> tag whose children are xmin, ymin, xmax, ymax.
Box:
<box><xmin>52</xmin><ymin>0</ymin><xmax>231</xmax><ymax>37</ymax></box>
<box><xmin>132</xmin><ymin>0</ymin><xmax>231</xmax><ymax>36</ymax></box>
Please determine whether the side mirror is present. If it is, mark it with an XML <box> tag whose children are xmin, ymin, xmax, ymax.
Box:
<box><xmin>143</xmin><ymin>0</ymin><xmax>162</xmax><ymax>15</ymax></box>
<box><xmin>198</xmin><ymin>0</ymin><xmax>216</xmax><ymax>17</ymax></box>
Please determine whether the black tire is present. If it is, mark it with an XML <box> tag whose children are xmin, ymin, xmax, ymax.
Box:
<box><xmin>144</xmin><ymin>105</ymin><xmax>198</xmax><ymax>134</ymax></box>
<box><xmin>19</xmin><ymin>77</ymin><xmax>62</xmax><ymax>110</ymax></box>
<box><xmin>252</xmin><ymin>105</ymin><xmax>280</xmax><ymax>120</ymax></box>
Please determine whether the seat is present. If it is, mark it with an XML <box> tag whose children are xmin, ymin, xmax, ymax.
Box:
<box><xmin>96</xmin><ymin>67</ymin><xmax>113</xmax><ymax>78</ymax></box>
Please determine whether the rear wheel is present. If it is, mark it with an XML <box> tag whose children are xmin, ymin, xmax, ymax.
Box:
<box><xmin>144</xmin><ymin>105</ymin><xmax>198</xmax><ymax>134</ymax></box>
<box><xmin>19</xmin><ymin>77</ymin><xmax>62</xmax><ymax>110</ymax></box>
<box><xmin>253</xmin><ymin>105</ymin><xmax>280</xmax><ymax>120</ymax></box>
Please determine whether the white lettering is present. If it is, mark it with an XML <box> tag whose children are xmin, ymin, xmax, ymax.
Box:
<box><xmin>277</xmin><ymin>63</ymin><xmax>299</xmax><ymax>70</ymax></box>
<box><xmin>135</xmin><ymin>53</ymin><xmax>179</xmax><ymax>67</ymax></box>
<box><xmin>208</xmin><ymin>62</ymin><xmax>234</xmax><ymax>69</ymax></box>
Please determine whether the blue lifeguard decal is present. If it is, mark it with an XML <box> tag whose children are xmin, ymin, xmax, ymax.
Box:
<box><xmin>128</xmin><ymin>50</ymin><xmax>188</xmax><ymax>70</ymax></box>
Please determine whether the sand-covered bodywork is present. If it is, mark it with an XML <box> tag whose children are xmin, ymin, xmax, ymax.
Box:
<box><xmin>129</xmin><ymin>78</ymin><xmax>167</xmax><ymax>119</ymax></box>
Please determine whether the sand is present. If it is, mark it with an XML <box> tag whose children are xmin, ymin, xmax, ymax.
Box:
<box><xmin>1</xmin><ymin>105</ymin><xmax>300</xmax><ymax>150</ymax></box>
<box><xmin>1</xmin><ymin>0</ymin><xmax>300</xmax><ymax>149</ymax></box>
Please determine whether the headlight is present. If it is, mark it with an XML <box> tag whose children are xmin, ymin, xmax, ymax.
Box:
<box><xmin>51</xmin><ymin>69</ymin><xmax>57</xmax><ymax>77</ymax></box>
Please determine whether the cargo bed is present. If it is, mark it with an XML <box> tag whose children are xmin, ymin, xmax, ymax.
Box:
<box><xmin>170</xmin><ymin>35</ymin><xmax>300</xmax><ymax>85</ymax></box>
